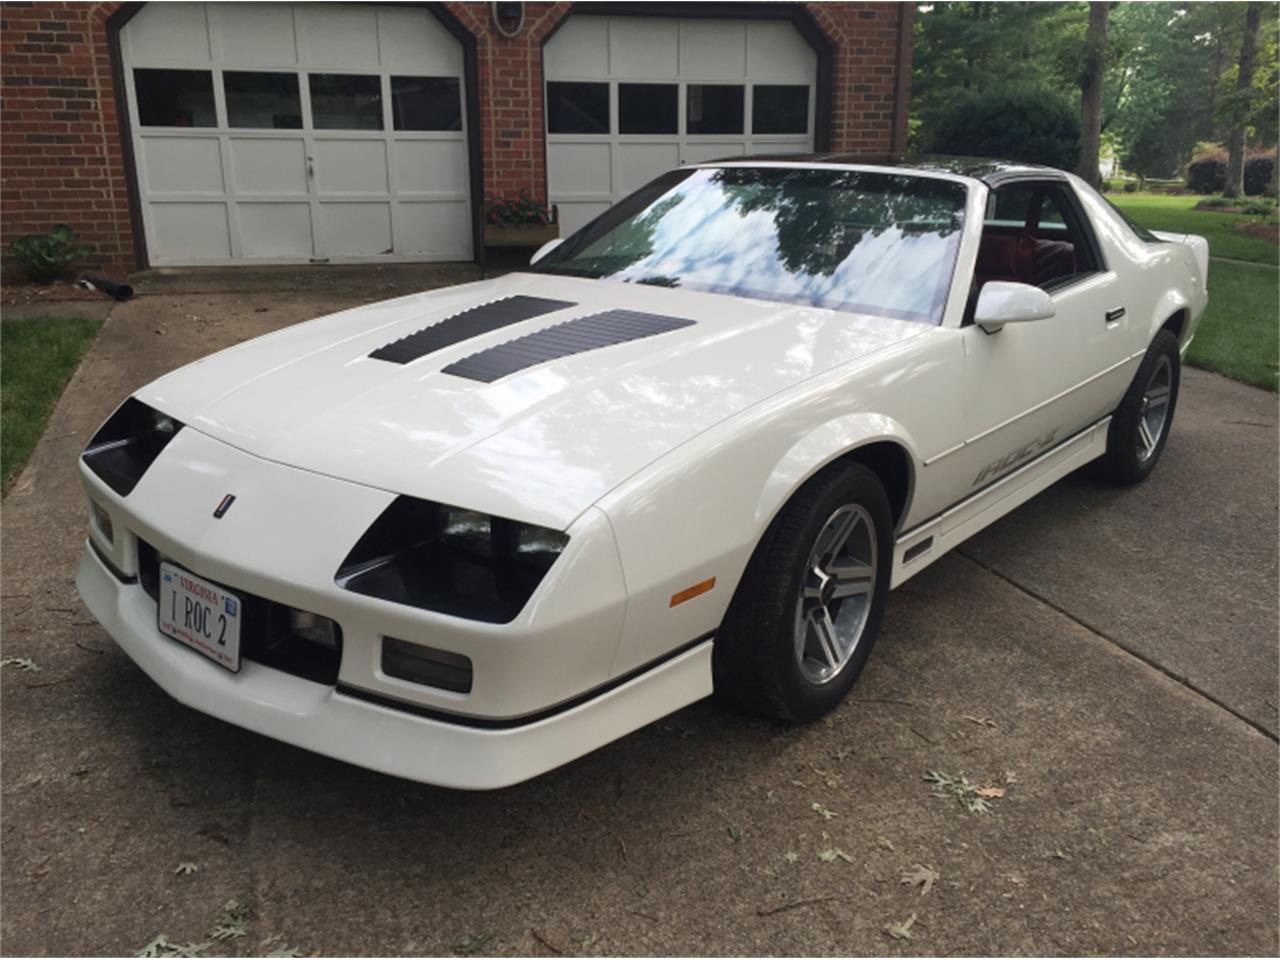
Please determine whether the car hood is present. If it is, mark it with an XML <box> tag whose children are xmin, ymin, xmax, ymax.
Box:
<box><xmin>139</xmin><ymin>272</ymin><xmax>929</xmax><ymax>529</ymax></box>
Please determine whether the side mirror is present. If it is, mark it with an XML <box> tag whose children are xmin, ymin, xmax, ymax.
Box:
<box><xmin>973</xmin><ymin>281</ymin><xmax>1055</xmax><ymax>333</ymax></box>
<box><xmin>529</xmin><ymin>237</ymin><xmax>564</xmax><ymax>266</ymax></box>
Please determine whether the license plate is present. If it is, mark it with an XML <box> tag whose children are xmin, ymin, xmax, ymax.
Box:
<box><xmin>157</xmin><ymin>561</ymin><xmax>242</xmax><ymax>672</ymax></box>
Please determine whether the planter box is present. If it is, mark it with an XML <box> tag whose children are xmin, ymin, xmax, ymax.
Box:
<box><xmin>483</xmin><ymin>222</ymin><xmax>559</xmax><ymax>247</ymax></box>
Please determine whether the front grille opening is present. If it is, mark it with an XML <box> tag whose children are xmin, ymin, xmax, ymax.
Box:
<box><xmin>382</xmin><ymin>637</ymin><xmax>473</xmax><ymax>693</ymax></box>
<box><xmin>137</xmin><ymin>539</ymin><xmax>342</xmax><ymax>685</ymax></box>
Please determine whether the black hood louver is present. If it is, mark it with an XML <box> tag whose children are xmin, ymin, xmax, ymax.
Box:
<box><xmin>368</xmin><ymin>295</ymin><xmax>574</xmax><ymax>365</ymax></box>
<box><xmin>441</xmin><ymin>309</ymin><xmax>695</xmax><ymax>383</ymax></box>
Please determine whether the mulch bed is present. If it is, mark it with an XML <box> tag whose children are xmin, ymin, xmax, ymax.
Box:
<box><xmin>1237</xmin><ymin>220</ymin><xmax>1280</xmax><ymax>244</ymax></box>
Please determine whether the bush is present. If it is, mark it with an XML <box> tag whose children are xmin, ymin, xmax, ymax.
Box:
<box><xmin>1123</xmin><ymin>181</ymin><xmax>1138</xmax><ymax>193</ymax></box>
<box><xmin>7</xmin><ymin>224</ymin><xmax>95</xmax><ymax>283</ymax></box>
<box><xmin>1186</xmin><ymin>157</ymin><xmax>1227</xmax><ymax>194</ymax></box>
<box><xmin>1242</xmin><ymin>200</ymin><xmax>1275</xmax><ymax>216</ymax></box>
<box><xmin>1244</xmin><ymin>156</ymin><xmax>1275</xmax><ymax>196</ymax></box>
<box><xmin>927</xmin><ymin>87</ymin><xmax>1081</xmax><ymax>170</ymax></box>
<box><xmin>1199</xmin><ymin>195</ymin><xmax>1234</xmax><ymax>208</ymax></box>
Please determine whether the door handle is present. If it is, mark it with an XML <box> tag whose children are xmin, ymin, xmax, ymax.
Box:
<box><xmin>1105</xmin><ymin>307</ymin><xmax>1125</xmax><ymax>324</ymax></box>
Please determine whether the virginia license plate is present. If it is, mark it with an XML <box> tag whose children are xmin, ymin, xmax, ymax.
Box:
<box><xmin>157</xmin><ymin>561</ymin><xmax>242</xmax><ymax>672</ymax></box>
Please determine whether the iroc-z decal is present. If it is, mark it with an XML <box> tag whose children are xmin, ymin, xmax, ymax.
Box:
<box><xmin>972</xmin><ymin>426</ymin><xmax>1060</xmax><ymax>487</ymax></box>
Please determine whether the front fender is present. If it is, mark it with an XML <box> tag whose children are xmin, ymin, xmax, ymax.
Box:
<box><xmin>753</xmin><ymin>414</ymin><xmax>921</xmax><ymax>535</ymax></box>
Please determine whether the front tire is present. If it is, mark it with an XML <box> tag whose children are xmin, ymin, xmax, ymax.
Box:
<box><xmin>713</xmin><ymin>462</ymin><xmax>893</xmax><ymax>722</ymax></box>
<box><xmin>1098</xmin><ymin>329</ymin><xmax>1181</xmax><ymax>485</ymax></box>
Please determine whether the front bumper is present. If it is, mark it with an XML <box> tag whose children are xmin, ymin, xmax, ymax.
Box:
<box><xmin>77</xmin><ymin>540</ymin><xmax>713</xmax><ymax>789</ymax></box>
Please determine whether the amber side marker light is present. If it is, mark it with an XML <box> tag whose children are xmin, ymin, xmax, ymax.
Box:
<box><xmin>670</xmin><ymin>576</ymin><xmax>716</xmax><ymax>607</ymax></box>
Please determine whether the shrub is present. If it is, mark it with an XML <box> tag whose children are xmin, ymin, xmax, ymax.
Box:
<box><xmin>1242</xmin><ymin>200</ymin><xmax>1275</xmax><ymax>216</ymax></box>
<box><xmin>927</xmin><ymin>87</ymin><xmax>1081</xmax><ymax>170</ymax></box>
<box><xmin>7</xmin><ymin>224</ymin><xmax>95</xmax><ymax>283</ymax></box>
<box><xmin>1198</xmin><ymin>195</ymin><xmax>1233</xmax><ymax>208</ymax></box>
<box><xmin>1244</xmin><ymin>156</ymin><xmax>1275</xmax><ymax>196</ymax></box>
<box><xmin>1186</xmin><ymin>157</ymin><xmax>1227</xmax><ymax>194</ymax></box>
<box><xmin>1123</xmin><ymin>181</ymin><xmax>1138</xmax><ymax>193</ymax></box>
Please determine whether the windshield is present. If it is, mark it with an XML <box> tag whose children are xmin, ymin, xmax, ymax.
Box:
<box><xmin>535</xmin><ymin>167</ymin><xmax>968</xmax><ymax>324</ymax></box>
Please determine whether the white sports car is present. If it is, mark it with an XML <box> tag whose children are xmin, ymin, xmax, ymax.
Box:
<box><xmin>76</xmin><ymin>158</ymin><xmax>1208</xmax><ymax>789</ymax></box>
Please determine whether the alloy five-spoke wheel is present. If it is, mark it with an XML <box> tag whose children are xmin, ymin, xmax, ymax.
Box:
<box><xmin>1135</xmin><ymin>353</ymin><xmax>1172</xmax><ymax>463</ymax></box>
<box><xmin>795</xmin><ymin>504</ymin><xmax>877</xmax><ymax>684</ymax></box>
<box><xmin>1100</xmin><ymin>329</ymin><xmax>1180</xmax><ymax>486</ymax></box>
<box><xmin>713</xmin><ymin>461</ymin><xmax>892</xmax><ymax>721</ymax></box>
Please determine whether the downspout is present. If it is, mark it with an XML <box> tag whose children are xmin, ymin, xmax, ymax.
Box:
<box><xmin>891</xmin><ymin>3</ymin><xmax>914</xmax><ymax>157</ymax></box>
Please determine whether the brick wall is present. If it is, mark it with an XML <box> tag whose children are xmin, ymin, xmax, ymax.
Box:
<box><xmin>1</xmin><ymin>1</ymin><xmax>132</xmax><ymax>277</ymax></box>
<box><xmin>809</xmin><ymin>1</ymin><xmax>913</xmax><ymax>155</ymax></box>
<box><xmin>0</xmin><ymin>2</ymin><xmax>910</xmax><ymax>277</ymax></box>
<box><xmin>444</xmin><ymin>2</ymin><xmax>572</xmax><ymax>208</ymax></box>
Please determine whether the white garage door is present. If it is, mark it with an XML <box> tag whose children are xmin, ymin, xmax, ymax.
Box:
<box><xmin>545</xmin><ymin>16</ymin><xmax>817</xmax><ymax>235</ymax></box>
<box><xmin>121</xmin><ymin>2</ymin><xmax>472</xmax><ymax>265</ymax></box>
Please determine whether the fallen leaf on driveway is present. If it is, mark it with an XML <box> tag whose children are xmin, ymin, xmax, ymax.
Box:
<box><xmin>885</xmin><ymin>912</ymin><xmax>919</xmax><ymax>940</ymax></box>
<box><xmin>811</xmin><ymin>802</ymin><xmax>839</xmax><ymax>820</ymax></box>
<box><xmin>818</xmin><ymin>847</ymin><xmax>853</xmax><ymax>863</ymax></box>
<box><xmin>924</xmin><ymin>770</ymin><xmax>993</xmax><ymax>814</ymax></box>
<box><xmin>1</xmin><ymin>657</ymin><xmax>41</xmax><ymax>673</ymax></box>
<box><xmin>173</xmin><ymin>862</ymin><xmax>199</xmax><ymax>876</ymax></box>
<box><xmin>974</xmin><ymin>785</ymin><xmax>1006</xmax><ymax>799</ymax></box>
<box><xmin>900</xmin><ymin>863</ymin><xmax>939</xmax><ymax>895</ymax></box>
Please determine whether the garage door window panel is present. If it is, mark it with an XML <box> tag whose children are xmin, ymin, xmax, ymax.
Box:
<box><xmin>391</xmin><ymin>77</ymin><xmax>462</xmax><ymax>132</ymax></box>
<box><xmin>686</xmin><ymin>85</ymin><xmax>744</xmax><ymax>135</ymax></box>
<box><xmin>309</xmin><ymin>74</ymin><xmax>384</xmax><ymax>130</ymax></box>
<box><xmin>619</xmin><ymin>84</ymin><xmax>678</xmax><ymax>135</ymax></box>
<box><xmin>752</xmin><ymin>85</ymin><xmax>809</xmax><ymax>135</ymax></box>
<box><xmin>547</xmin><ymin>82</ymin><xmax>610</xmax><ymax>134</ymax></box>
<box><xmin>135</xmin><ymin>69</ymin><xmax>217</xmax><ymax>128</ymax></box>
<box><xmin>224</xmin><ymin>72</ymin><xmax>302</xmax><ymax>130</ymax></box>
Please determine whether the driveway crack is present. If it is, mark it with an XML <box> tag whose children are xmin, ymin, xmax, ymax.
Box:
<box><xmin>957</xmin><ymin>551</ymin><xmax>1279</xmax><ymax>743</ymax></box>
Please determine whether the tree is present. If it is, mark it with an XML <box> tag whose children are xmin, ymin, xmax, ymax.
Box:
<box><xmin>1077</xmin><ymin>2</ymin><xmax>1110</xmax><ymax>186</ymax></box>
<box><xmin>1224</xmin><ymin>2</ymin><xmax>1263</xmax><ymax>198</ymax></box>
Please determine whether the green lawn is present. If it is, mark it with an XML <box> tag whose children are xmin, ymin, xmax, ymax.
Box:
<box><xmin>1</xmin><ymin>315</ymin><xmax>103</xmax><ymax>491</ymax></box>
<box><xmin>1107</xmin><ymin>193</ymin><xmax>1278</xmax><ymax>391</ymax></box>
<box><xmin>1185</xmin><ymin>259</ymin><xmax>1279</xmax><ymax>391</ymax></box>
<box><xmin>1106</xmin><ymin>192</ymin><xmax>1279</xmax><ymax>265</ymax></box>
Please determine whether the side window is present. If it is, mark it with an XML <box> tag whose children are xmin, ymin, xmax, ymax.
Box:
<box><xmin>977</xmin><ymin>180</ymin><xmax>1103</xmax><ymax>293</ymax></box>
<box><xmin>985</xmin><ymin>183</ymin><xmax>1035</xmax><ymax>225</ymax></box>
<box><xmin>1038</xmin><ymin>193</ymin><xmax>1067</xmax><ymax>227</ymax></box>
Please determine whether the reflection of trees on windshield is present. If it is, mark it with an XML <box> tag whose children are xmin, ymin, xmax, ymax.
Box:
<box><xmin>536</xmin><ymin>167</ymin><xmax>967</xmax><ymax>322</ymax></box>
<box><xmin>720</xmin><ymin>169</ymin><xmax>962</xmax><ymax>277</ymax></box>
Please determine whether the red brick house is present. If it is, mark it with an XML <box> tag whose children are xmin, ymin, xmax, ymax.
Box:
<box><xmin>1</xmin><ymin>2</ymin><xmax>912</xmax><ymax>276</ymax></box>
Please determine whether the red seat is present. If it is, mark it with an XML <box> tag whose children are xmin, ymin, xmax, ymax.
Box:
<box><xmin>975</xmin><ymin>233</ymin><xmax>1036</xmax><ymax>288</ymax></box>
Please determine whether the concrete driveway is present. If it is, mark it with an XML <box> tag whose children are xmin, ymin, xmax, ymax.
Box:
<box><xmin>2</xmin><ymin>278</ymin><xmax>1277</xmax><ymax>956</ymax></box>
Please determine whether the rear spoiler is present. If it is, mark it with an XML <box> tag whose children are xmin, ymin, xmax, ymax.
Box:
<box><xmin>1151</xmin><ymin>230</ymin><xmax>1210</xmax><ymax>290</ymax></box>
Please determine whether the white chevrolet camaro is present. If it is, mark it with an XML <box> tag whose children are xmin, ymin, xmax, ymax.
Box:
<box><xmin>77</xmin><ymin>158</ymin><xmax>1208</xmax><ymax>789</ymax></box>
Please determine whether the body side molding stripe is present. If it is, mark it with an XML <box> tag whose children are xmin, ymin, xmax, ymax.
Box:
<box><xmin>441</xmin><ymin>308</ymin><xmax>696</xmax><ymax>383</ymax></box>
<box><xmin>368</xmin><ymin>295</ymin><xmax>576</xmax><ymax>364</ymax></box>
<box><xmin>899</xmin><ymin>414</ymin><xmax>1112</xmax><ymax>542</ymax></box>
<box><xmin>921</xmin><ymin>350</ymin><xmax>1142</xmax><ymax>466</ymax></box>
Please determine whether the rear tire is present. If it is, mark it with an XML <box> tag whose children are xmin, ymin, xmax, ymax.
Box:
<box><xmin>1098</xmin><ymin>330</ymin><xmax>1181</xmax><ymax>485</ymax></box>
<box><xmin>713</xmin><ymin>462</ymin><xmax>893</xmax><ymax>722</ymax></box>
